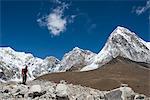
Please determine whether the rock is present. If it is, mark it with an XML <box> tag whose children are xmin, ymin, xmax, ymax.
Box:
<box><xmin>105</xmin><ymin>86</ymin><xmax>135</xmax><ymax>100</ymax></box>
<box><xmin>15</xmin><ymin>89</ymin><xmax>21</xmax><ymax>93</ymax></box>
<box><xmin>98</xmin><ymin>95</ymin><xmax>105</xmax><ymax>100</ymax></box>
<box><xmin>105</xmin><ymin>89</ymin><xmax>122</xmax><ymax>100</ymax></box>
<box><xmin>119</xmin><ymin>87</ymin><xmax>135</xmax><ymax>100</ymax></box>
<box><xmin>56</xmin><ymin>82</ymin><xmax>68</xmax><ymax>97</ymax></box>
<box><xmin>76</xmin><ymin>94</ymin><xmax>87</xmax><ymax>100</ymax></box>
<box><xmin>0</xmin><ymin>80</ymin><xmax>149</xmax><ymax>100</ymax></box>
<box><xmin>134</xmin><ymin>94</ymin><xmax>145</xmax><ymax>100</ymax></box>
<box><xmin>56</xmin><ymin>95</ymin><xmax>69</xmax><ymax>100</ymax></box>
<box><xmin>15</xmin><ymin>92</ymin><xmax>24</xmax><ymax>98</ymax></box>
<box><xmin>87</xmin><ymin>95</ymin><xmax>94</xmax><ymax>100</ymax></box>
<box><xmin>29</xmin><ymin>85</ymin><xmax>42</xmax><ymax>93</ymax></box>
<box><xmin>28</xmin><ymin>91</ymin><xmax>46</xmax><ymax>99</ymax></box>
<box><xmin>60</xmin><ymin>80</ymin><xmax>67</xmax><ymax>84</ymax></box>
<box><xmin>11</xmin><ymin>84</ymin><xmax>28</xmax><ymax>97</ymax></box>
<box><xmin>28</xmin><ymin>84</ymin><xmax>46</xmax><ymax>99</ymax></box>
<box><xmin>120</xmin><ymin>84</ymin><xmax>128</xmax><ymax>87</ymax></box>
<box><xmin>3</xmin><ymin>89</ymin><xmax>9</xmax><ymax>93</ymax></box>
<box><xmin>0</xmin><ymin>72</ymin><xmax>7</xmax><ymax>81</ymax></box>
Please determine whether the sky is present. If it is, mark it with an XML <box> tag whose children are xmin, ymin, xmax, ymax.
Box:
<box><xmin>1</xmin><ymin>0</ymin><xmax>150</xmax><ymax>59</ymax></box>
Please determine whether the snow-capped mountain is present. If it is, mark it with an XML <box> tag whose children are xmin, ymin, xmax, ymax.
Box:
<box><xmin>32</xmin><ymin>56</ymin><xmax>61</xmax><ymax>77</ymax></box>
<box><xmin>59</xmin><ymin>47</ymin><xmax>96</xmax><ymax>71</ymax></box>
<box><xmin>0</xmin><ymin>47</ymin><xmax>60</xmax><ymax>81</ymax></box>
<box><xmin>0</xmin><ymin>46</ymin><xmax>96</xmax><ymax>82</ymax></box>
<box><xmin>1</xmin><ymin>26</ymin><xmax>150</xmax><ymax>81</ymax></box>
<box><xmin>81</xmin><ymin>26</ymin><xmax>150</xmax><ymax>71</ymax></box>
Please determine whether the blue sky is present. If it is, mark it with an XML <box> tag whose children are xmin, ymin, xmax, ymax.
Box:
<box><xmin>1</xmin><ymin>0</ymin><xmax>150</xmax><ymax>59</ymax></box>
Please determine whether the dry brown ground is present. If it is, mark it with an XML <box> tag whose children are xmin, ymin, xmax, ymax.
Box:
<box><xmin>36</xmin><ymin>57</ymin><xmax>150</xmax><ymax>96</ymax></box>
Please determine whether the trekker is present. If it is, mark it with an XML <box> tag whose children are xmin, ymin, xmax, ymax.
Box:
<box><xmin>22</xmin><ymin>65</ymin><xmax>28</xmax><ymax>85</ymax></box>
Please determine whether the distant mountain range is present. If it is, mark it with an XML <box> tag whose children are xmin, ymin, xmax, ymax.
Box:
<box><xmin>0</xmin><ymin>26</ymin><xmax>150</xmax><ymax>82</ymax></box>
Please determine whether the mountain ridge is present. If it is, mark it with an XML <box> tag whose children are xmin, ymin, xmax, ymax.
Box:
<box><xmin>0</xmin><ymin>26</ymin><xmax>150</xmax><ymax>82</ymax></box>
<box><xmin>81</xmin><ymin>26</ymin><xmax>150</xmax><ymax>71</ymax></box>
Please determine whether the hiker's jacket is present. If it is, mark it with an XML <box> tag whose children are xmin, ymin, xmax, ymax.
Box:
<box><xmin>22</xmin><ymin>68</ymin><xmax>28</xmax><ymax>75</ymax></box>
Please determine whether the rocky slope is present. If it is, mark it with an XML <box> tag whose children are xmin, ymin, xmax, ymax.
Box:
<box><xmin>81</xmin><ymin>26</ymin><xmax>150</xmax><ymax>71</ymax></box>
<box><xmin>0</xmin><ymin>80</ymin><xmax>149</xmax><ymax>100</ymax></box>
<box><xmin>36</xmin><ymin>56</ymin><xmax>150</xmax><ymax>96</ymax></box>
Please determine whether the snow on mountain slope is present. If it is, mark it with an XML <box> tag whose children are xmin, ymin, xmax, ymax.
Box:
<box><xmin>146</xmin><ymin>42</ymin><xmax>150</xmax><ymax>49</ymax></box>
<box><xmin>0</xmin><ymin>47</ymin><xmax>96</xmax><ymax>82</ymax></box>
<box><xmin>1</xmin><ymin>26</ymin><xmax>149</xmax><ymax>80</ymax></box>
<box><xmin>81</xmin><ymin>26</ymin><xmax>150</xmax><ymax>71</ymax></box>
<box><xmin>0</xmin><ymin>47</ymin><xmax>60</xmax><ymax>81</ymax></box>
<box><xmin>59</xmin><ymin>47</ymin><xmax>96</xmax><ymax>71</ymax></box>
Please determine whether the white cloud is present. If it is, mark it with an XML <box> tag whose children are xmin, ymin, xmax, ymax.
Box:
<box><xmin>134</xmin><ymin>0</ymin><xmax>150</xmax><ymax>15</ymax></box>
<box><xmin>37</xmin><ymin>0</ymin><xmax>75</xmax><ymax>36</ymax></box>
<box><xmin>47</xmin><ymin>9</ymin><xmax>67</xmax><ymax>36</ymax></box>
<box><xmin>37</xmin><ymin>15</ymin><xmax>47</xmax><ymax>27</ymax></box>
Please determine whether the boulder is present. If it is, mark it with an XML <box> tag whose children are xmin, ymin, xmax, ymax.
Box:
<box><xmin>56</xmin><ymin>95</ymin><xmax>69</xmax><ymax>100</ymax></box>
<box><xmin>56</xmin><ymin>81</ymin><xmax>68</xmax><ymax>97</ymax></box>
<box><xmin>28</xmin><ymin>91</ymin><xmax>46</xmax><ymax>99</ymax></box>
<box><xmin>29</xmin><ymin>85</ymin><xmax>42</xmax><ymax>93</ymax></box>
<box><xmin>87</xmin><ymin>95</ymin><xmax>94</xmax><ymax>100</ymax></box>
<box><xmin>119</xmin><ymin>87</ymin><xmax>135</xmax><ymax>100</ymax></box>
<box><xmin>28</xmin><ymin>85</ymin><xmax>46</xmax><ymax>99</ymax></box>
<box><xmin>76</xmin><ymin>94</ymin><xmax>87</xmax><ymax>100</ymax></box>
<box><xmin>134</xmin><ymin>94</ymin><xmax>145</xmax><ymax>100</ymax></box>
<box><xmin>105</xmin><ymin>89</ymin><xmax>122</xmax><ymax>100</ymax></box>
<box><xmin>15</xmin><ymin>93</ymin><xmax>24</xmax><ymax>98</ymax></box>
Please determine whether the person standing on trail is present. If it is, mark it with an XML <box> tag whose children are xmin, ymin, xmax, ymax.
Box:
<box><xmin>22</xmin><ymin>65</ymin><xmax>28</xmax><ymax>85</ymax></box>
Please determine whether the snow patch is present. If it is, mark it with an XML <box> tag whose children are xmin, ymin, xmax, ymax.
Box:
<box><xmin>81</xmin><ymin>63</ymin><xmax>98</xmax><ymax>71</ymax></box>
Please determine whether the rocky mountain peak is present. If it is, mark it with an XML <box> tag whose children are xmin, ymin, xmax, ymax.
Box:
<box><xmin>81</xmin><ymin>26</ymin><xmax>150</xmax><ymax>71</ymax></box>
<box><xmin>59</xmin><ymin>47</ymin><xmax>96</xmax><ymax>71</ymax></box>
<box><xmin>0</xmin><ymin>26</ymin><xmax>149</xmax><ymax>81</ymax></box>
